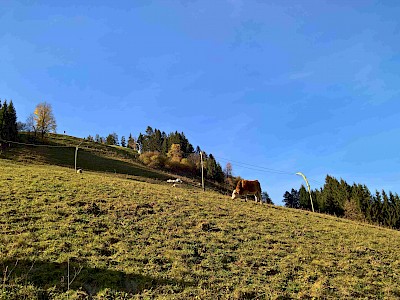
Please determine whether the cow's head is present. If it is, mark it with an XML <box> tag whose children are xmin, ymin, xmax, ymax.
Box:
<box><xmin>231</xmin><ymin>189</ymin><xmax>239</xmax><ymax>200</ymax></box>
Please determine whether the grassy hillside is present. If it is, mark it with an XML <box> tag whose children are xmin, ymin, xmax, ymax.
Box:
<box><xmin>1</xmin><ymin>159</ymin><xmax>400</xmax><ymax>299</ymax></box>
<box><xmin>1</xmin><ymin>133</ymin><xmax>176</xmax><ymax>182</ymax></box>
<box><xmin>2</xmin><ymin>133</ymin><xmax>227</xmax><ymax>193</ymax></box>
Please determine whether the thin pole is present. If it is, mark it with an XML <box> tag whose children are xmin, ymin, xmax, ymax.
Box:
<box><xmin>200</xmin><ymin>151</ymin><xmax>205</xmax><ymax>191</ymax></box>
<box><xmin>296</xmin><ymin>172</ymin><xmax>315</xmax><ymax>212</ymax></box>
<box><xmin>75</xmin><ymin>142</ymin><xmax>82</xmax><ymax>172</ymax></box>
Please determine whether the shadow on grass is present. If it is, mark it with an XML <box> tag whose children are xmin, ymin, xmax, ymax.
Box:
<box><xmin>1</xmin><ymin>258</ymin><xmax>192</xmax><ymax>297</ymax></box>
<box><xmin>3</xmin><ymin>144</ymin><xmax>170</xmax><ymax>181</ymax></box>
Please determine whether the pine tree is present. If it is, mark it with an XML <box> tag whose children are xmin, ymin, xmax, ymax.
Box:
<box><xmin>322</xmin><ymin>175</ymin><xmax>345</xmax><ymax>216</ymax></box>
<box><xmin>6</xmin><ymin>100</ymin><xmax>18</xmax><ymax>141</ymax></box>
<box><xmin>283</xmin><ymin>189</ymin><xmax>299</xmax><ymax>208</ymax></box>
<box><xmin>283</xmin><ymin>191</ymin><xmax>293</xmax><ymax>208</ymax></box>
<box><xmin>381</xmin><ymin>190</ymin><xmax>392</xmax><ymax>227</ymax></box>
<box><xmin>154</xmin><ymin>129</ymin><xmax>162</xmax><ymax>152</ymax></box>
<box><xmin>121</xmin><ymin>136</ymin><xmax>126</xmax><ymax>147</ymax></box>
<box><xmin>0</xmin><ymin>100</ymin><xmax>7</xmax><ymax>140</ymax></box>
<box><xmin>137</xmin><ymin>133</ymin><xmax>144</xmax><ymax>151</ymax></box>
<box><xmin>106</xmin><ymin>133</ymin><xmax>118</xmax><ymax>145</ymax></box>
<box><xmin>127</xmin><ymin>134</ymin><xmax>136</xmax><ymax>149</ymax></box>
<box><xmin>299</xmin><ymin>185</ymin><xmax>310</xmax><ymax>210</ymax></box>
<box><xmin>262</xmin><ymin>191</ymin><xmax>273</xmax><ymax>205</ymax></box>
<box><xmin>312</xmin><ymin>189</ymin><xmax>323</xmax><ymax>212</ymax></box>
<box><xmin>161</xmin><ymin>135</ymin><xmax>168</xmax><ymax>155</ymax></box>
<box><xmin>291</xmin><ymin>188</ymin><xmax>300</xmax><ymax>208</ymax></box>
<box><xmin>370</xmin><ymin>191</ymin><xmax>383</xmax><ymax>225</ymax></box>
<box><xmin>206</xmin><ymin>154</ymin><xmax>224</xmax><ymax>182</ymax></box>
<box><xmin>195</xmin><ymin>146</ymin><xmax>201</xmax><ymax>154</ymax></box>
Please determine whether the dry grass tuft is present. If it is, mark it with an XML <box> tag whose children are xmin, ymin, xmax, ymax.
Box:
<box><xmin>1</xmin><ymin>159</ymin><xmax>400</xmax><ymax>299</ymax></box>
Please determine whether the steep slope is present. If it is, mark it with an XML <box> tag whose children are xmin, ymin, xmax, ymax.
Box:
<box><xmin>1</xmin><ymin>159</ymin><xmax>400</xmax><ymax>299</ymax></box>
<box><xmin>2</xmin><ymin>133</ymin><xmax>175</xmax><ymax>182</ymax></box>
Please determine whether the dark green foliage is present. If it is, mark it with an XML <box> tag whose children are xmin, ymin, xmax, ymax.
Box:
<box><xmin>283</xmin><ymin>189</ymin><xmax>299</xmax><ymax>208</ymax></box>
<box><xmin>127</xmin><ymin>133</ymin><xmax>136</xmax><ymax>149</ymax></box>
<box><xmin>138</xmin><ymin>127</ymin><xmax>194</xmax><ymax>156</ymax></box>
<box><xmin>0</xmin><ymin>99</ymin><xmax>19</xmax><ymax>142</ymax></box>
<box><xmin>106</xmin><ymin>133</ymin><xmax>118</xmax><ymax>145</ymax></box>
<box><xmin>299</xmin><ymin>185</ymin><xmax>310</xmax><ymax>210</ymax></box>
<box><xmin>205</xmin><ymin>154</ymin><xmax>224</xmax><ymax>182</ymax></box>
<box><xmin>120</xmin><ymin>136</ymin><xmax>126</xmax><ymax>147</ymax></box>
<box><xmin>262</xmin><ymin>191</ymin><xmax>274</xmax><ymax>204</ymax></box>
<box><xmin>290</xmin><ymin>174</ymin><xmax>400</xmax><ymax>231</ymax></box>
<box><xmin>132</xmin><ymin>126</ymin><xmax>225</xmax><ymax>183</ymax></box>
<box><xmin>322</xmin><ymin>175</ymin><xmax>345</xmax><ymax>216</ymax></box>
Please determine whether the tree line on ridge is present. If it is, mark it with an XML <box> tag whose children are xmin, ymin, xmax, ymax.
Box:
<box><xmin>284</xmin><ymin>175</ymin><xmax>400</xmax><ymax>229</ymax></box>
<box><xmin>88</xmin><ymin>126</ymin><xmax>226</xmax><ymax>184</ymax></box>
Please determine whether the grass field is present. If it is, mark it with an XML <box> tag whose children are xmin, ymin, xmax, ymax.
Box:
<box><xmin>1</xmin><ymin>159</ymin><xmax>400</xmax><ymax>299</ymax></box>
<box><xmin>1</xmin><ymin>133</ymin><xmax>175</xmax><ymax>182</ymax></box>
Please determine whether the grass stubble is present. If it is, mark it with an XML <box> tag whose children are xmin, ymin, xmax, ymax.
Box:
<box><xmin>1</xmin><ymin>159</ymin><xmax>400</xmax><ymax>299</ymax></box>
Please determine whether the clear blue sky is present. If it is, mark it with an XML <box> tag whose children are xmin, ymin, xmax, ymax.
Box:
<box><xmin>2</xmin><ymin>0</ymin><xmax>400</xmax><ymax>205</ymax></box>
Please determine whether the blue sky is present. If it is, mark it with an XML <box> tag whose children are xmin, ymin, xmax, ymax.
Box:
<box><xmin>1</xmin><ymin>0</ymin><xmax>400</xmax><ymax>205</ymax></box>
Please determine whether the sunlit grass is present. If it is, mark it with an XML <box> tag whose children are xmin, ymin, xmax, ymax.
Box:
<box><xmin>1</xmin><ymin>159</ymin><xmax>400</xmax><ymax>299</ymax></box>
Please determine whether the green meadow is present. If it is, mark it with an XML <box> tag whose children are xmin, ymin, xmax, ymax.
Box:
<box><xmin>1</xmin><ymin>157</ymin><xmax>400</xmax><ymax>299</ymax></box>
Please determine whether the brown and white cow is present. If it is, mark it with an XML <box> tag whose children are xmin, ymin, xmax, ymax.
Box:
<box><xmin>231</xmin><ymin>179</ymin><xmax>262</xmax><ymax>203</ymax></box>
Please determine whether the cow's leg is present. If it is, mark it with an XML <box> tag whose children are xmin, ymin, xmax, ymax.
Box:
<box><xmin>255</xmin><ymin>193</ymin><xmax>261</xmax><ymax>203</ymax></box>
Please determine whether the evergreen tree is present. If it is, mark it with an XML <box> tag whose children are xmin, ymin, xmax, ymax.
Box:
<box><xmin>283</xmin><ymin>189</ymin><xmax>299</xmax><ymax>208</ymax></box>
<box><xmin>195</xmin><ymin>146</ymin><xmax>201</xmax><ymax>154</ymax></box>
<box><xmin>262</xmin><ymin>191</ymin><xmax>274</xmax><ymax>205</ymax></box>
<box><xmin>206</xmin><ymin>154</ymin><xmax>224</xmax><ymax>182</ymax></box>
<box><xmin>127</xmin><ymin>134</ymin><xmax>136</xmax><ymax>149</ymax></box>
<box><xmin>0</xmin><ymin>100</ymin><xmax>7</xmax><ymax>140</ymax></box>
<box><xmin>291</xmin><ymin>188</ymin><xmax>300</xmax><ymax>208</ymax></box>
<box><xmin>389</xmin><ymin>192</ymin><xmax>400</xmax><ymax>229</ymax></box>
<box><xmin>351</xmin><ymin>184</ymin><xmax>371</xmax><ymax>219</ymax></box>
<box><xmin>381</xmin><ymin>190</ymin><xmax>393</xmax><ymax>227</ymax></box>
<box><xmin>137</xmin><ymin>133</ymin><xmax>144</xmax><ymax>151</ymax></box>
<box><xmin>347</xmin><ymin>183</ymin><xmax>369</xmax><ymax>222</ymax></box>
<box><xmin>154</xmin><ymin>129</ymin><xmax>162</xmax><ymax>152</ymax></box>
<box><xmin>161</xmin><ymin>134</ymin><xmax>168</xmax><ymax>155</ymax></box>
<box><xmin>179</xmin><ymin>132</ymin><xmax>194</xmax><ymax>155</ymax></box>
<box><xmin>322</xmin><ymin>175</ymin><xmax>345</xmax><ymax>216</ymax></box>
<box><xmin>299</xmin><ymin>185</ymin><xmax>310</xmax><ymax>210</ymax></box>
<box><xmin>312</xmin><ymin>188</ymin><xmax>323</xmax><ymax>212</ymax></box>
<box><xmin>6</xmin><ymin>101</ymin><xmax>18</xmax><ymax>141</ymax></box>
<box><xmin>145</xmin><ymin>126</ymin><xmax>153</xmax><ymax>136</ymax></box>
<box><xmin>121</xmin><ymin>136</ymin><xmax>126</xmax><ymax>147</ymax></box>
<box><xmin>370</xmin><ymin>191</ymin><xmax>382</xmax><ymax>225</ymax></box>
<box><xmin>106</xmin><ymin>133</ymin><xmax>118</xmax><ymax>145</ymax></box>
<box><xmin>0</xmin><ymin>100</ymin><xmax>18</xmax><ymax>142</ymax></box>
